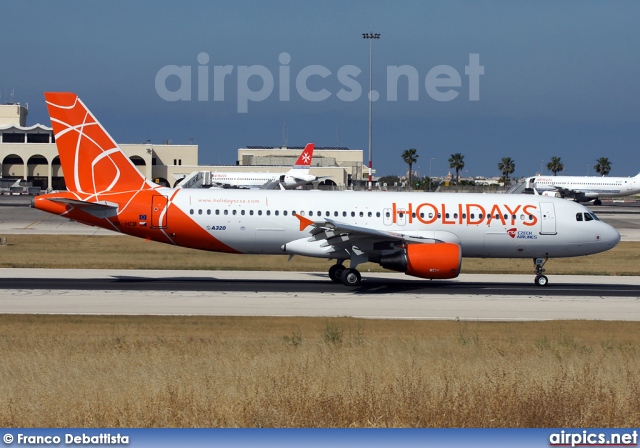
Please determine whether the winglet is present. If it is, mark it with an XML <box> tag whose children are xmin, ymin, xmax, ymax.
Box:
<box><xmin>293</xmin><ymin>143</ymin><xmax>314</xmax><ymax>168</ymax></box>
<box><xmin>294</xmin><ymin>213</ymin><xmax>314</xmax><ymax>231</ymax></box>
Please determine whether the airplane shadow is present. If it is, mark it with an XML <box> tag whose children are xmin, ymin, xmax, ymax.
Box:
<box><xmin>1</xmin><ymin>275</ymin><xmax>635</xmax><ymax>298</ymax></box>
<box><xmin>110</xmin><ymin>275</ymin><xmax>640</xmax><ymax>297</ymax></box>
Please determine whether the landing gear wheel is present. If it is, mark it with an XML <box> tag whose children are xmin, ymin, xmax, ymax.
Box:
<box><xmin>340</xmin><ymin>268</ymin><xmax>362</xmax><ymax>286</ymax></box>
<box><xmin>533</xmin><ymin>257</ymin><xmax>549</xmax><ymax>286</ymax></box>
<box><xmin>593</xmin><ymin>199</ymin><xmax>602</xmax><ymax>206</ymax></box>
<box><xmin>328</xmin><ymin>264</ymin><xmax>345</xmax><ymax>283</ymax></box>
<box><xmin>534</xmin><ymin>275</ymin><xmax>549</xmax><ymax>287</ymax></box>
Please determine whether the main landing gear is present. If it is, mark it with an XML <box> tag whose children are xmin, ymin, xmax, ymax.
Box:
<box><xmin>533</xmin><ymin>257</ymin><xmax>549</xmax><ymax>286</ymax></box>
<box><xmin>593</xmin><ymin>199</ymin><xmax>602</xmax><ymax>206</ymax></box>
<box><xmin>328</xmin><ymin>263</ymin><xmax>344</xmax><ymax>282</ymax></box>
<box><xmin>328</xmin><ymin>261</ymin><xmax>362</xmax><ymax>286</ymax></box>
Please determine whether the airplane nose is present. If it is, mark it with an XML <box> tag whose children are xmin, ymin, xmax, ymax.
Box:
<box><xmin>598</xmin><ymin>223</ymin><xmax>620</xmax><ymax>248</ymax></box>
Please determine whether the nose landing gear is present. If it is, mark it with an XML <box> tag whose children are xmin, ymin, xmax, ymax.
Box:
<box><xmin>534</xmin><ymin>257</ymin><xmax>549</xmax><ymax>286</ymax></box>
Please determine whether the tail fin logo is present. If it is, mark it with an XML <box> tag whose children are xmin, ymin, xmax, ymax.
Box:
<box><xmin>44</xmin><ymin>92</ymin><xmax>154</xmax><ymax>199</ymax></box>
<box><xmin>294</xmin><ymin>143</ymin><xmax>314</xmax><ymax>168</ymax></box>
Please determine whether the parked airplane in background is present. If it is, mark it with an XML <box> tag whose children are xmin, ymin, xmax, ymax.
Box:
<box><xmin>34</xmin><ymin>93</ymin><xmax>620</xmax><ymax>287</ymax></box>
<box><xmin>195</xmin><ymin>143</ymin><xmax>320</xmax><ymax>190</ymax></box>
<box><xmin>526</xmin><ymin>173</ymin><xmax>640</xmax><ymax>205</ymax></box>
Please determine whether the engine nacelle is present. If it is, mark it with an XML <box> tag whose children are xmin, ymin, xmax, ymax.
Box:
<box><xmin>541</xmin><ymin>191</ymin><xmax>561</xmax><ymax>198</ymax></box>
<box><xmin>380</xmin><ymin>243</ymin><xmax>461</xmax><ymax>280</ymax></box>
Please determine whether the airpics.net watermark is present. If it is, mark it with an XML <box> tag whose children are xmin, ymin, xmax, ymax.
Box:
<box><xmin>155</xmin><ymin>52</ymin><xmax>484</xmax><ymax>113</ymax></box>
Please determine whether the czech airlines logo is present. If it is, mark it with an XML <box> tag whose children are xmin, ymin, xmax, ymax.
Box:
<box><xmin>507</xmin><ymin>228</ymin><xmax>539</xmax><ymax>240</ymax></box>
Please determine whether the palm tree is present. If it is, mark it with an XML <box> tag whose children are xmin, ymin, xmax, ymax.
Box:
<box><xmin>448</xmin><ymin>153</ymin><xmax>465</xmax><ymax>185</ymax></box>
<box><xmin>401</xmin><ymin>148</ymin><xmax>419</xmax><ymax>188</ymax></box>
<box><xmin>594</xmin><ymin>157</ymin><xmax>611</xmax><ymax>176</ymax></box>
<box><xmin>547</xmin><ymin>156</ymin><xmax>564</xmax><ymax>176</ymax></box>
<box><xmin>498</xmin><ymin>157</ymin><xmax>516</xmax><ymax>186</ymax></box>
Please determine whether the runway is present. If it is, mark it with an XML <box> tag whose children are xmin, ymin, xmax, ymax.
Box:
<box><xmin>1</xmin><ymin>198</ymin><xmax>640</xmax><ymax>320</ymax></box>
<box><xmin>1</xmin><ymin>269</ymin><xmax>640</xmax><ymax>320</ymax></box>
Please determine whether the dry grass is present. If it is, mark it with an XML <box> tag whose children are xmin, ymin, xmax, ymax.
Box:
<box><xmin>1</xmin><ymin>236</ymin><xmax>639</xmax><ymax>428</ymax></box>
<box><xmin>0</xmin><ymin>315</ymin><xmax>639</xmax><ymax>428</ymax></box>
<box><xmin>1</xmin><ymin>234</ymin><xmax>639</xmax><ymax>275</ymax></box>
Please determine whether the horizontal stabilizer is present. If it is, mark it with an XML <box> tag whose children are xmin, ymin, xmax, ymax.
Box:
<box><xmin>48</xmin><ymin>198</ymin><xmax>119</xmax><ymax>219</ymax></box>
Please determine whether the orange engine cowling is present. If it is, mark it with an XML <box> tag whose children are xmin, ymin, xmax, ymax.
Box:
<box><xmin>380</xmin><ymin>243</ymin><xmax>461</xmax><ymax>279</ymax></box>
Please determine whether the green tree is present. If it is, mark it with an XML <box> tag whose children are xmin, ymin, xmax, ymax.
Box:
<box><xmin>547</xmin><ymin>156</ymin><xmax>564</xmax><ymax>176</ymax></box>
<box><xmin>377</xmin><ymin>175</ymin><xmax>401</xmax><ymax>186</ymax></box>
<box><xmin>498</xmin><ymin>157</ymin><xmax>516</xmax><ymax>186</ymax></box>
<box><xmin>594</xmin><ymin>157</ymin><xmax>611</xmax><ymax>176</ymax></box>
<box><xmin>448</xmin><ymin>153</ymin><xmax>465</xmax><ymax>185</ymax></box>
<box><xmin>413</xmin><ymin>176</ymin><xmax>437</xmax><ymax>191</ymax></box>
<box><xmin>401</xmin><ymin>148</ymin><xmax>419</xmax><ymax>188</ymax></box>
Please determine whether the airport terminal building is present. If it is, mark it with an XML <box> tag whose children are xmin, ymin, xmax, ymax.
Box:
<box><xmin>0</xmin><ymin>103</ymin><xmax>366</xmax><ymax>191</ymax></box>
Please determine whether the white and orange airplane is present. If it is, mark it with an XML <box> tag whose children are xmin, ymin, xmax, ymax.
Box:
<box><xmin>34</xmin><ymin>92</ymin><xmax>620</xmax><ymax>287</ymax></box>
<box><xmin>197</xmin><ymin>143</ymin><xmax>319</xmax><ymax>190</ymax></box>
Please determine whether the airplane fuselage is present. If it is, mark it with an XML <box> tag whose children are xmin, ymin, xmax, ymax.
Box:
<box><xmin>209</xmin><ymin>171</ymin><xmax>315</xmax><ymax>189</ymax></box>
<box><xmin>35</xmin><ymin>189</ymin><xmax>619</xmax><ymax>260</ymax></box>
<box><xmin>210</xmin><ymin>171</ymin><xmax>283</xmax><ymax>188</ymax></box>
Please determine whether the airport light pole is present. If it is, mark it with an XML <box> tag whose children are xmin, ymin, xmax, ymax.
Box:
<box><xmin>541</xmin><ymin>160</ymin><xmax>544</xmax><ymax>175</ymax></box>
<box><xmin>428</xmin><ymin>157</ymin><xmax>434</xmax><ymax>192</ymax></box>
<box><xmin>363</xmin><ymin>32</ymin><xmax>380</xmax><ymax>190</ymax></box>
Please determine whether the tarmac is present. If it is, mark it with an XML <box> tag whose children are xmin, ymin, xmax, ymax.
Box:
<box><xmin>1</xmin><ymin>269</ymin><xmax>639</xmax><ymax>320</ymax></box>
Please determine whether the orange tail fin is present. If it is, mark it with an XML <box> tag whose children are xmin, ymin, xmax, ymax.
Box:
<box><xmin>44</xmin><ymin>92</ymin><xmax>155</xmax><ymax>198</ymax></box>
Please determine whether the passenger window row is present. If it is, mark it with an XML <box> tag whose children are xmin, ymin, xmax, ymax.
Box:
<box><xmin>187</xmin><ymin>209</ymin><xmax>373</xmax><ymax>217</ymax></box>
<box><xmin>188</xmin><ymin>209</ymin><xmax>535</xmax><ymax>222</ymax></box>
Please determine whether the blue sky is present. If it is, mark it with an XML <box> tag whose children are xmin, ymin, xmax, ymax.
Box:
<box><xmin>2</xmin><ymin>1</ymin><xmax>640</xmax><ymax>178</ymax></box>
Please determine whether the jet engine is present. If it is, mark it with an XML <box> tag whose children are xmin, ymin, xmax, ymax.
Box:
<box><xmin>380</xmin><ymin>243</ymin><xmax>461</xmax><ymax>280</ymax></box>
<box><xmin>541</xmin><ymin>191</ymin><xmax>561</xmax><ymax>198</ymax></box>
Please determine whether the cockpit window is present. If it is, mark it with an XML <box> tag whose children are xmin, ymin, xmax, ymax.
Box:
<box><xmin>584</xmin><ymin>212</ymin><xmax>594</xmax><ymax>221</ymax></box>
<box><xmin>576</xmin><ymin>213</ymin><xmax>583</xmax><ymax>222</ymax></box>
<box><xmin>591</xmin><ymin>212</ymin><xmax>600</xmax><ymax>221</ymax></box>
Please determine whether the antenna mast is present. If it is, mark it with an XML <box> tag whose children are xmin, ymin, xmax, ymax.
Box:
<box><xmin>282</xmin><ymin>121</ymin><xmax>288</xmax><ymax>147</ymax></box>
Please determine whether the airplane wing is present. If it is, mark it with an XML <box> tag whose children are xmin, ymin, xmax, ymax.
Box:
<box><xmin>553</xmin><ymin>186</ymin><xmax>578</xmax><ymax>195</ymax></box>
<box><xmin>534</xmin><ymin>182</ymin><xmax>581</xmax><ymax>199</ymax></box>
<box><xmin>293</xmin><ymin>213</ymin><xmax>459</xmax><ymax>249</ymax></box>
<box><xmin>287</xmin><ymin>174</ymin><xmax>317</xmax><ymax>182</ymax></box>
<box><xmin>548</xmin><ymin>185</ymin><xmax>591</xmax><ymax>200</ymax></box>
